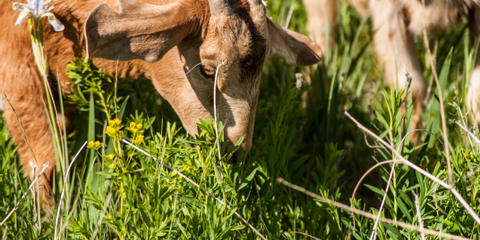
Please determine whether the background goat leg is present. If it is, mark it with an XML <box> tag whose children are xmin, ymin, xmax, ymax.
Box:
<box><xmin>468</xmin><ymin>5</ymin><xmax>480</xmax><ymax>124</ymax></box>
<box><xmin>2</xmin><ymin>62</ymin><xmax>58</xmax><ymax>216</ymax></box>
<box><xmin>303</xmin><ymin>0</ymin><xmax>336</xmax><ymax>51</ymax></box>
<box><xmin>371</xmin><ymin>0</ymin><xmax>426</xmax><ymax>140</ymax></box>
<box><xmin>301</xmin><ymin>0</ymin><xmax>336</xmax><ymax>107</ymax></box>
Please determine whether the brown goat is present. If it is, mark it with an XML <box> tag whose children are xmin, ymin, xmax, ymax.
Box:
<box><xmin>304</xmin><ymin>0</ymin><xmax>480</xmax><ymax>129</ymax></box>
<box><xmin>0</xmin><ymin>0</ymin><xmax>322</xmax><ymax>211</ymax></box>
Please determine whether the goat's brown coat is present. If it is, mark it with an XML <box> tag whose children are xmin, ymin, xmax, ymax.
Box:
<box><xmin>0</xmin><ymin>0</ymin><xmax>322</xmax><ymax>211</ymax></box>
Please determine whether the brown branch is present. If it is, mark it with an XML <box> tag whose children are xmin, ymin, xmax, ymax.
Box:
<box><xmin>278</xmin><ymin>177</ymin><xmax>470</xmax><ymax>240</ymax></box>
<box><xmin>345</xmin><ymin>111</ymin><xmax>480</xmax><ymax>226</ymax></box>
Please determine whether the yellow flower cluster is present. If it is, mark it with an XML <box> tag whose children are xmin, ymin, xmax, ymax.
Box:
<box><xmin>104</xmin><ymin>153</ymin><xmax>117</xmax><ymax>169</ymax></box>
<box><xmin>133</xmin><ymin>135</ymin><xmax>144</xmax><ymax>145</ymax></box>
<box><xmin>106</xmin><ymin>118</ymin><xmax>123</xmax><ymax>138</ymax></box>
<box><xmin>87</xmin><ymin>141</ymin><xmax>102</xmax><ymax>150</ymax></box>
<box><xmin>106</xmin><ymin>162</ymin><xmax>117</xmax><ymax>169</ymax></box>
<box><xmin>127</xmin><ymin>121</ymin><xmax>145</xmax><ymax>145</ymax></box>
<box><xmin>119</xmin><ymin>185</ymin><xmax>126</xmax><ymax>198</ymax></box>
<box><xmin>126</xmin><ymin>122</ymin><xmax>143</xmax><ymax>134</ymax></box>
<box><xmin>461</xmin><ymin>149</ymin><xmax>478</xmax><ymax>163</ymax></box>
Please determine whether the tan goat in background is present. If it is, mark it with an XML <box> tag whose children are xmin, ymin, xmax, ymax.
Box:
<box><xmin>0</xmin><ymin>0</ymin><xmax>322</xmax><ymax>211</ymax></box>
<box><xmin>304</xmin><ymin>0</ymin><xmax>480</xmax><ymax>128</ymax></box>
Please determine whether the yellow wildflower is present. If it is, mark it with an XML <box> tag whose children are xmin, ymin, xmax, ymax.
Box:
<box><xmin>106</xmin><ymin>118</ymin><xmax>123</xmax><ymax>138</ymax></box>
<box><xmin>109</xmin><ymin>118</ymin><xmax>121</xmax><ymax>126</ymax></box>
<box><xmin>106</xmin><ymin>162</ymin><xmax>116</xmax><ymax>169</ymax></box>
<box><xmin>87</xmin><ymin>141</ymin><xmax>102</xmax><ymax>150</ymax></box>
<box><xmin>106</xmin><ymin>126</ymin><xmax>117</xmax><ymax>137</ymax></box>
<box><xmin>133</xmin><ymin>134</ymin><xmax>144</xmax><ymax>145</ymax></box>
<box><xmin>105</xmin><ymin>153</ymin><xmax>115</xmax><ymax>160</ymax></box>
<box><xmin>119</xmin><ymin>186</ymin><xmax>126</xmax><ymax>198</ymax></box>
<box><xmin>113</xmin><ymin>118</ymin><xmax>121</xmax><ymax>126</ymax></box>
<box><xmin>126</xmin><ymin>121</ymin><xmax>144</xmax><ymax>134</ymax></box>
<box><xmin>108</xmin><ymin>118</ymin><xmax>123</xmax><ymax>128</ymax></box>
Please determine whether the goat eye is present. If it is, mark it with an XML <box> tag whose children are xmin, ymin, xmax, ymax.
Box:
<box><xmin>200</xmin><ymin>65</ymin><xmax>216</xmax><ymax>79</ymax></box>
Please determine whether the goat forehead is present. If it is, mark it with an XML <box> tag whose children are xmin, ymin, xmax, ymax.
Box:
<box><xmin>234</xmin><ymin>21</ymin><xmax>266</xmax><ymax>57</ymax></box>
<box><xmin>239</xmin><ymin>39</ymin><xmax>267</xmax><ymax>75</ymax></box>
<box><xmin>203</xmin><ymin>20</ymin><xmax>266</xmax><ymax>69</ymax></box>
<box><xmin>228</xmin><ymin>13</ymin><xmax>268</xmax><ymax>72</ymax></box>
<box><xmin>200</xmin><ymin>0</ymin><xmax>267</xmax><ymax>73</ymax></box>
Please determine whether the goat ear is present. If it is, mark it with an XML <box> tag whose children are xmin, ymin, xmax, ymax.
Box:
<box><xmin>267</xmin><ymin>18</ymin><xmax>323</xmax><ymax>66</ymax></box>
<box><xmin>85</xmin><ymin>0</ymin><xmax>197</xmax><ymax>62</ymax></box>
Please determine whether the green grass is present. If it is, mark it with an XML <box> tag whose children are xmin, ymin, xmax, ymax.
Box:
<box><xmin>1</xmin><ymin>1</ymin><xmax>480</xmax><ymax>239</ymax></box>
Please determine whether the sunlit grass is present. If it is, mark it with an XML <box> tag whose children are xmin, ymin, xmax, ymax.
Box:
<box><xmin>1</xmin><ymin>0</ymin><xmax>480</xmax><ymax>239</ymax></box>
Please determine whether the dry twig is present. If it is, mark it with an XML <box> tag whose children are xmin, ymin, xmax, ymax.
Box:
<box><xmin>345</xmin><ymin>111</ymin><xmax>480</xmax><ymax>226</ymax></box>
<box><xmin>369</xmin><ymin>160</ymin><xmax>397</xmax><ymax>240</ymax></box>
<box><xmin>294</xmin><ymin>231</ymin><xmax>322</xmax><ymax>240</ymax></box>
<box><xmin>213</xmin><ymin>63</ymin><xmax>225</xmax><ymax>162</ymax></box>
<box><xmin>1</xmin><ymin>223</ymin><xmax>7</xmax><ymax>240</ymax></box>
<box><xmin>414</xmin><ymin>193</ymin><xmax>426</xmax><ymax>240</ymax></box>
<box><xmin>90</xmin><ymin>193</ymin><xmax>113</xmax><ymax>240</ymax></box>
<box><xmin>0</xmin><ymin>163</ymin><xmax>49</xmax><ymax>227</ymax></box>
<box><xmin>422</xmin><ymin>30</ymin><xmax>453</xmax><ymax>185</ymax></box>
<box><xmin>54</xmin><ymin>141</ymin><xmax>88</xmax><ymax>240</ymax></box>
<box><xmin>278</xmin><ymin>177</ymin><xmax>470</xmax><ymax>240</ymax></box>
<box><xmin>454</xmin><ymin>120</ymin><xmax>480</xmax><ymax>146</ymax></box>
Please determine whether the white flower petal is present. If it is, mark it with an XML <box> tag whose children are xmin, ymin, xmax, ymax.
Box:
<box><xmin>29</xmin><ymin>0</ymin><xmax>47</xmax><ymax>19</ymax></box>
<box><xmin>30</xmin><ymin>0</ymin><xmax>41</xmax><ymax>11</ymax></box>
<box><xmin>38</xmin><ymin>6</ymin><xmax>54</xmax><ymax>17</ymax></box>
<box><xmin>12</xmin><ymin>2</ymin><xmax>27</xmax><ymax>12</ymax></box>
<box><xmin>43</xmin><ymin>12</ymin><xmax>64</xmax><ymax>31</ymax></box>
<box><xmin>44</xmin><ymin>6</ymin><xmax>54</xmax><ymax>12</ymax></box>
<box><xmin>14</xmin><ymin>9</ymin><xmax>31</xmax><ymax>26</ymax></box>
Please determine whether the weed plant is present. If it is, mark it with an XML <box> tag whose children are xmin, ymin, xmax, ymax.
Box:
<box><xmin>1</xmin><ymin>0</ymin><xmax>480</xmax><ymax>239</ymax></box>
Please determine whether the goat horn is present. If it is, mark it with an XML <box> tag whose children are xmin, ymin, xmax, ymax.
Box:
<box><xmin>248</xmin><ymin>0</ymin><xmax>267</xmax><ymax>8</ymax></box>
<box><xmin>208</xmin><ymin>0</ymin><xmax>233</xmax><ymax>17</ymax></box>
<box><xmin>248</xmin><ymin>0</ymin><xmax>266</xmax><ymax>18</ymax></box>
<box><xmin>247</xmin><ymin>0</ymin><xmax>267</xmax><ymax>28</ymax></box>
